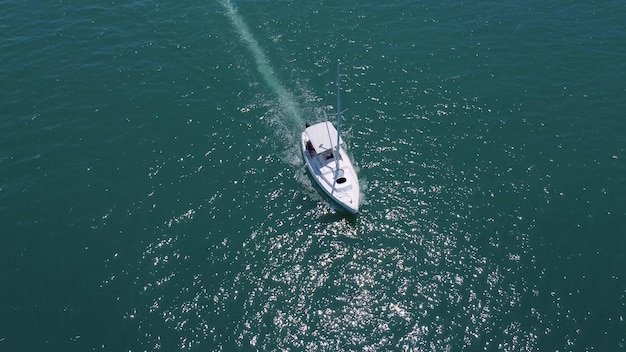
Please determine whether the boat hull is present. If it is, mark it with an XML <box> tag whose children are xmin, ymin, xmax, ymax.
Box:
<box><xmin>301</xmin><ymin>126</ymin><xmax>360</xmax><ymax>214</ymax></box>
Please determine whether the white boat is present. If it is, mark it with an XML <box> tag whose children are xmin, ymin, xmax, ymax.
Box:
<box><xmin>301</xmin><ymin>64</ymin><xmax>360</xmax><ymax>213</ymax></box>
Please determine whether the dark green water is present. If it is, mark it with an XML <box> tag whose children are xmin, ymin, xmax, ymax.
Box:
<box><xmin>1</xmin><ymin>0</ymin><xmax>625</xmax><ymax>350</ymax></box>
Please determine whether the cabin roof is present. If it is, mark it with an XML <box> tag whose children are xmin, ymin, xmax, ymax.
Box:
<box><xmin>305</xmin><ymin>121</ymin><xmax>343</xmax><ymax>154</ymax></box>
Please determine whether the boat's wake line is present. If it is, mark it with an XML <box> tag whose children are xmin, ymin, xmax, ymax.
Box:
<box><xmin>218</xmin><ymin>0</ymin><xmax>305</xmax><ymax>145</ymax></box>
<box><xmin>218</xmin><ymin>0</ymin><xmax>363</xmax><ymax>207</ymax></box>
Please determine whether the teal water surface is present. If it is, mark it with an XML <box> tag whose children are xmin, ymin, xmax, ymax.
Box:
<box><xmin>1</xmin><ymin>0</ymin><xmax>625</xmax><ymax>350</ymax></box>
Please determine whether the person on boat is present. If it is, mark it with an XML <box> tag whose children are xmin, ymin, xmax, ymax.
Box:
<box><xmin>306</xmin><ymin>141</ymin><xmax>316</xmax><ymax>156</ymax></box>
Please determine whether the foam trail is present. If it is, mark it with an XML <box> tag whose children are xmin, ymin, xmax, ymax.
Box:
<box><xmin>219</xmin><ymin>0</ymin><xmax>303</xmax><ymax>126</ymax></box>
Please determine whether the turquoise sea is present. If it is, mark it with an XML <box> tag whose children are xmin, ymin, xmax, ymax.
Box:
<box><xmin>1</xmin><ymin>0</ymin><xmax>625</xmax><ymax>350</ymax></box>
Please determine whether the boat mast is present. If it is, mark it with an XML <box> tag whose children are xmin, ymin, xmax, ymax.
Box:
<box><xmin>335</xmin><ymin>61</ymin><xmax>342</xmax><ymax>161</ymax></box>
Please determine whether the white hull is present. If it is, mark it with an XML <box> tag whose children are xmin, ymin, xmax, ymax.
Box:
<box><xmin>302</xmin><ymin>122</ymin><xmax>360</xmax><ymax>213</ymax></box>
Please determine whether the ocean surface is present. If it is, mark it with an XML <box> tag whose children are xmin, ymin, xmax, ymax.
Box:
<box><xmin>1</xmin><ymin>0</ymin><xmax>625</xmax><ymax>351</ymax></box>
